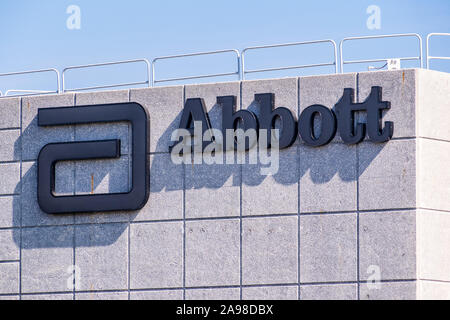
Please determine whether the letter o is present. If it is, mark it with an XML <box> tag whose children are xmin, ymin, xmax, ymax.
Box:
<box><xmin>298</xmin><ymin>104</ymin><xmax>337</xmax><ymax>147</ymax></box>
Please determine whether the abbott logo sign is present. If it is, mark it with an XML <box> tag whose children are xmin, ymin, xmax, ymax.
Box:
<box><xmin>37</xmin><ymin>103</ymin><xmax>149</xmax><ymax>214</ymax></box>
<box><xmin>36</xmin><ymin>86</ymin><xmax>392</xmax><ymax>215</ymax></box>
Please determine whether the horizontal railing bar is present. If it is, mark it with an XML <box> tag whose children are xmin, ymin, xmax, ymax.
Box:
<box><xmin>343</xmin><ymin>57</ymin><xmax>420</xmax><ymax>64</ymax></box>
<box><xmin>64</xmin><ymin>81</ymin><xmax>149</xmax><ymax>92</ymax></box>
<box><xmin>154</xmin><ymin>72</ymin><xmax>238</xmax><ymax>83</ymax></box>
<box><xmin>242</xmin><ymin>39</ymin><xmax>336</xmax><ymax>52</ymax></box>
<box><xmin>63</xmin><ymin>59</ymin><xmax>150</xmax><ymax>71</ymax></box>
<box><xmin>62</xmin><ymin>58</ymin><xmax>151</xmax><ymax>92</ymax></box>
<box><xmin>152</xmin><ymin>49</ymin><xmax>240</xmax><ymax>86</ymax></box>
<box><xmin>244</xmin><ymin>62</ymin><xmax>336</xmax><ymax>74</ymax></box>
<box><xmin>152</xmin><ymin>49</ymin><xmax>240</xmax><ymax>62</ymax></box>
<box><xmin>428</xmin><ymin>57</ymin><xmax>450</xmax><ymax>60</ymax></box>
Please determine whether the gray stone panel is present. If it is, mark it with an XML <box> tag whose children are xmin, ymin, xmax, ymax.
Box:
<box><xmin>300</xmin><ymin>213</ymin><xmax>357</xmax><ymax>283</ymax></box>
<box><xmin>359</xmin><ymin>210</ymin><xmax>416</xmax><ymax>281</ymax></box>
<box><xmin>130</xmin><ymin>289</ymin><xmax>183</xmax><ymax>300</ymax></box>
<box><xmin>185</xmin><ymin>288</ymin><xmax>240</xmax><ymax>300</ymax></box>
<box><xmin>75</xmin><ymin>223</ymin><xmax>128</xmax><ymax>291</ymax></box>
<box><xmin>299</xmin><ymin>143</ymin><xmax>357</xmax><ymax>213</ymax></box>
<box><xmin>242</xmin><ymin>286</ymin><xmax>298</xmax><ymax>300</ymax></box>
<box><xmin>358</xmin><ymin>69</ymin><xmax>417</xmax><ymax>139</ymax></box>
<box><xmin>0</xmin><ymin>163</ymin><xmax>20</xmax><ymax>195</ymax></box>
<box><xmin>185</xmin><ymin>155</ymin><xmax>240</xmax><ymax>219</ymax></box>
<box><xmin>300</xmin><ymin>283</ymin><xmax>357</xmax><ymax>300</ymax></box>
<box><xmin>0</xmin><ymin>130</ymin><xmax>20</xmax><ymax>162</ymax></box>
<box><xmin>0</xmin><ymin>97</ymin><xmax>21</xmax><ymax>129</ymax></box>
<box><xmin>299</xmin><ymin>73</ymin><xmax>356</xmax><ymax>143</ymax></box>
<box><xmin>358</xmin><ymin>139</ymin><xmax>416</xmax><ymax>210</ymax></box>
<box><xmin>75</xmin><ymin>89</ymin><xmax>131</xmax><ymax>155</ymax></box>
<box><xmin>417</xmin><ymin>139</ymin><xmax>450</xmax><ymax>211</ymax></box>
<box><xmin>134</xmin><ymin>154</ymin><xmax>183</xmax><ymax>221</ymax></box>
<box><xmin>242</xmin><ymin>216</ymin><xmax>298</xmax><ymax>285</ymax></box>
<box><xmin>130</xmin><ymin>222</ymin><xmax>183</xmax><ymax>289</ymax></box>
<box><xmin>0</xmin><ymin>262</ymin><xmax>19</xmax><ymax>294</ymax></box>
<box><xmin>185</xmin><ymin>219</ymin><xmax>240</xmax><ymax>287</ymax></box>
<box><xmin>417</xmin><ymin>209</ymin><xmax>450</xmax><ymax>282</ymax></box>
<box><xmin>416</xmin><ymin>69</ymin><xmax>450</xmax><ymax>141</ymax></box>
<box><xmin>21</xmin><ymin>161</ymin><xmax>74</xmax><ymax>227</ymax></box>
<box><xmin>359</xmin><ymin>281</ymin><xmax>416</xmax><ymax>300</ymax></box>
<box><xmin>21</xmin><ymin>94</ymin><xmax>75</xmax><ymax>161</ymax></box>
<box><xmin>0</xmin><ymin>196</ymin><xmax>20</xmax><ymax>229</ymax></box>
<box><xmin>0</xmin><ymin>229</ymin><xmax>20</xmax><ymax>261</ymax></box>
<box><xmin>75</xmin><ymin>291</ymin><xmax>128</xmax><ymax>300</ymax></box>
<box><xmin>130</xmin><ymin>86</ymin><xmax>183</xmax><ymax>153</ymax></box>
<box><xmin>21</xmin><ymin>226</ymin><xmax>74</xmax><ymax>293</ymax></box>
<box><xmin>242</xmin><ymin>147</ymin><xmax>299</xmax><ymax>216</ymax></box>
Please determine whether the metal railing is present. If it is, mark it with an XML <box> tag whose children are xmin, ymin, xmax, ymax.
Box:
<box><xmin>427</xmin><ymin>33</ymin><xmax>450</xmax><ymax>69</ymax></box>
<box><xmin>62</xmin><ymin>58</ymin><xmax>151</xmax><ymax>92</ymax></box>
<box><xmin>0</xmin><ymin>68</ymin><xmax>60</xmax><ymax>98</ymax></box>
<box><xmin>2</xmin><ymin>32</ymin><xmax>450</xmax><ymax>97</ymax></box>
<box><xmin>151</xmin><ymin>49</ymin><xmax>240</xmax><ymax>86</ymax></box>
<box><xmin>241</xmin><ymin>39</ymin><xmax>338</xmax><ymax>79</ymax></box>
<box><xmin>340</xmin><ymin>33</ymin><xmax>423</xmax><ymax>73</ymax></box>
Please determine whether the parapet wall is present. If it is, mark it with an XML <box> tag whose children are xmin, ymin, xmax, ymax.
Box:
<box><xmin>0</xmin><ymin>69</ymin><xmax>449</xmax><ymax>300</ymax></box>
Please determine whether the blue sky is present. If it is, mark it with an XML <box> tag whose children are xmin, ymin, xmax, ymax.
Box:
<box><xmin>0</xmin><ymin>0</ymin><xmax>449</xmax><ymax>93</ymax></box>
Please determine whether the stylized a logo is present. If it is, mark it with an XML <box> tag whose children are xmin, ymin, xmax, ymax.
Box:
<box><xmin>37</xmin><ymin>103</ymin><xmax>149</xmax><ymax>214</ymax></box>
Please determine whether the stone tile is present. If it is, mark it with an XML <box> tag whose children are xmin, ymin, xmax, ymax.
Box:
<box><xmin>185</xmin><ymin>219</ymin><xmax>240</xmax><ymax>287</ymax></box>
<box><xmin>21</xmin><ymin>94</ymin><xmax>75</xmax><ymax>161</ymax></box>
<box><xmin>0</xmin><ymin>163</ymin><xmax>20</xmax><ymax>195</ymax></box>
<box><xmin>0</xmin><ymin>229</ymin><xmax>20</xmax><ymax>261</ymax></box>
<box><xmin>185</xmin><ymin>288</ymin><xmax>240</xmax><ymax>300</ymax></box>
<box><xmin>417</xmin><ymin>209</ymin><xmax>450</xmax><ymax>282</ymax></box>
<box><xmin>75</xmin><ymin>223</ymin><xmax>128</xmax><ymax>291</ymax></box>
<box><xmin>358</xmin><ymin>139</ymin><xmax>416</xmax><ymax>210</ymax></box>
<box><xmin>0</xmin><ymin>262</ymin><xmax>19</xmax><ymax>294</ymax></box>
<box><xmin>0</xmin><ymin>196</ymin><xmax>20</xmax><ymax>228</ymax></box>
<box><xmin>299</xmin><ymin>73</ymin><xmax>357</xmax><ymax>143</ymax></box>
<box><xmin>0</xmin><ymin>97</ymin><xmax>20</xmax><ymax>129</ymax></box>
<box><xmin>358</xmin><ymin>69</ymin><xmax>417</xmax><ymax>139</ymax></box>
<box><xmin>75</xmin><ymin>89</ymin><xmax>130</xmax><ymax>105</ymax></box>
<box><xmin>0</xmin><ymin>130</ymin><xmax>20</xmax><ymax>162</ymax></box>
<box><xmin>185</xmin><ymin>81</ymin><xmax>240</xmax><ymax>132</ymax></box>
<box><xmin>130</xmin><ymin>290</ymin><xmax>183</xmax><ymax>300</ymax></box>
<box><xmin>21</xmin><ymin>161</ymin><xmax>74</xmax><ymax>227</ymax></box>
<box><xmin>360</xmin><ymin>281</ymin><xmax>416</xmax><ymax>300</ymax></box>
<box><xmin>300</xmin><ymin>283</ymin><xmax>357</xmax><ymax>300</ymax></box>
<box><xmin>417</xmin><ymin>69</ymin><xmax>450</xmax><ymax>141</ymax></box>
<box><xmin>0</xmin><ymin>295</ymin><xmax>19</xmax><ymax>300</ymax></box>
<box><xmin>130</xmin><ymin>86</ymin><xmax>183</xmax><ymax>153</ymax></box>
<box><xmin>242</xmin><ymin>147</ymin><xmax>299</xmax><ymax>216</ymax></box>
<box><xmin>300</xmin><ymin>214</ymin><xmax>357</xmax><ymax>283</ymax></box>
<box><xmin>185</xmin><ymin>155</ymin><xmax>240</xmax><ymax>218</ymax></box>
<box><xmin>419</xmin><ymin>280</ymin><xmax>450</xmax><ymax>300</ymax></box>
<box><xmin>21</xmin><ymin>226</ymin><xmax>73</xmax><ymax>293</ymax></box>
<box><xmin>242</xmin><ymin>216</ymin><xmax>298</xmax><ymax>285</ymax></box>
<box><xmin>130</xmin><ymin>222</ymin><xmax>183</xmax><ymax>289</ymax></box>
<box><xmin>75</xmin><ymin>291</ymin><xmax>128</xmax><ymax>300</ymax></box>
<box><xmin>242</xmin><ymin>286</ymin><xmax>298</xmax><ymax>300</ymax></box>
<box><xmin>75</xmin><ymin>89</ymin><xmax>131</xmax><ymax>155</ymax></box>
<box><xmin>417</xmin><ymin>139</ymin><xmax>450</xmax><ymax>211</ymax></box>
<box><xmin>134</xmin><ymin>154</ymin><xmax>183</xmax><ymax>221</ymax></box>
<box><xmin>359</xmin><ymin>211</ymin><xmax>416</xmax><ymax>281</ymax></box>
<box><xmin>299</xmin><ymin>143</ymin><xmax>357</xmax><ymax>213</ymax></box>
<box><xmin>74</xmin><ymin>156</ymin><xmax>131</xmax><ymax>224</ymax></box>
<box><xmin>22</xmin><ymin>293</ymin><xmax>73</xmax><ymax>300</ymax></box>
<box><xmin>241</xmin><ymin>77</ymin><xmax>298</xmax><ymax>116</ymax></box>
